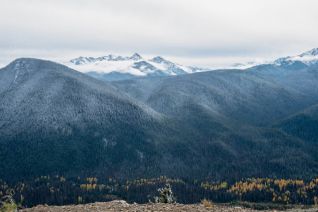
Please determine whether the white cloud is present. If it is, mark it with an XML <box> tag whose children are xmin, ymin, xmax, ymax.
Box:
<box><xmin>0</xmin><ymin>0</ymin><xmax>317</xmax><ymax>67</ymax></box>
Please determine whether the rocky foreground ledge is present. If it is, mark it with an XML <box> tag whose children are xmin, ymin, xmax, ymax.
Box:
<box><xmin>20</xmin><ymin>200</ymin><xmax>318</xmax><ymax>212</ymax></box>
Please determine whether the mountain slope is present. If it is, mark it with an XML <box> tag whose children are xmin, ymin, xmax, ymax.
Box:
<box><xmin>276</xmin><ymin>104</ymin><xmax>318</xmax><ymax>143</ymax></box>
<box><xmin>112</xmin><ymin>66</ymin><xmax>318</xmax><ymax>126</ymax></box>
<box><xmin>0</xmin><ymin>58</ymin><xmax>166</xmax><ymax>180</ymax></box>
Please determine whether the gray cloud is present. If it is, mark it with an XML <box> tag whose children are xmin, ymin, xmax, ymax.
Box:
<box><xmin>0</xmin><ymin>0</ymin><xmax>318</xmax><ymax>67</ymax></box>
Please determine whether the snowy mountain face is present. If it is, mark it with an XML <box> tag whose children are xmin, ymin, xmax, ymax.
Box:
<box><xmin>66</xmin><ymin>53</ymin><xmax>199</xmax><ymax>81</ymax></box>
<box><xmin>274</xmin><ymin>48</ymin><xmax>318</xmax><ymax>67</ymax></box>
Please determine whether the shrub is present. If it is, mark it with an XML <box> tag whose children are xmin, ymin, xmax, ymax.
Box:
<box><xmin>154</xmin><ymin>184</ymin><xmax>176</xmax><ymax>203</ymax></box>
<box><xmin>0</xmin><ymin>195</ymin><xmax>17</xmax><ymax>212</ymax></box>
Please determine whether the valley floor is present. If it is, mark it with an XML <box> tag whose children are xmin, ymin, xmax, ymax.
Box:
<box><xmin>20</xmin><ymin>200</ymin><xmax>318</xmax><ymax>212</ymax></box>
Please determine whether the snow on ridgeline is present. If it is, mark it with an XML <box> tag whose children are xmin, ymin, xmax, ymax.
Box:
<box><xmin>65</xmin><ymin>53</ymin><xmax>200</xmax><ymax>77</ymax></box>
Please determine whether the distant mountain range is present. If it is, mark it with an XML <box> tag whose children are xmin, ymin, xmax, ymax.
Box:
<box><xmin>1</xmin><ymin>48</ymin><xmax>318</xmax><ymax>182</ymax></box>
<box><xmin>66</xmin><ymin>53</ymin><xmax>206</xmax><ymax>81</ymax></box>
<box><xmin>65</xmin><ymin>48</ymin><xmax>318</xmax><ymax>81</ymax></box>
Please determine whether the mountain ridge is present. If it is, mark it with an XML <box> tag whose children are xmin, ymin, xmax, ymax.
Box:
<box><xmin>2</xmin><ymin>52</ymin><xmax>318</xmax><ymax>182</ymax></box>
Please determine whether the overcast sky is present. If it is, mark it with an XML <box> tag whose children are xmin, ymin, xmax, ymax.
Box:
<box><xmin>0</xmin><ymin>0</ymin><xmax>318</xmax><ymax>67</ymax></box>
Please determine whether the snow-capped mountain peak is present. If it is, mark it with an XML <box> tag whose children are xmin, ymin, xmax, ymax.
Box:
<box><xmin>66</xmin><ymin>53</ymin><xmax>199</xmax><ymax>80</ymax></box>
<box><xmin>274</xmin><ymin>48</ymin><xmax>318</xmax><ymax>66</ymax></box>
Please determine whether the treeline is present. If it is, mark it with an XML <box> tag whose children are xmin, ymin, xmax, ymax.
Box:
<box><xmin>1</xmin><ymin>176</ymin><xmax>318</xmax><ymax>208</ymax></box>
